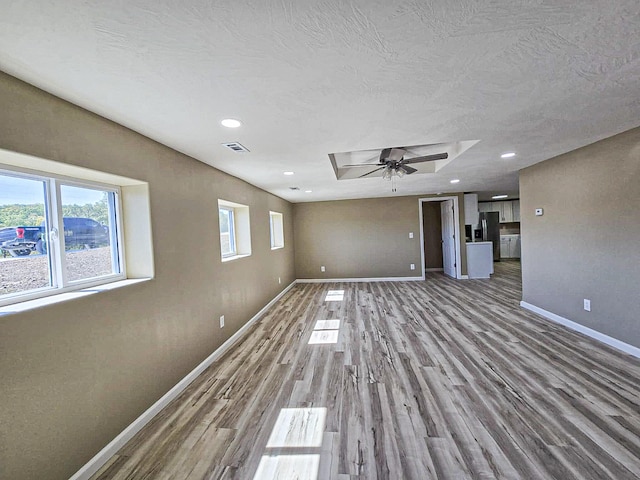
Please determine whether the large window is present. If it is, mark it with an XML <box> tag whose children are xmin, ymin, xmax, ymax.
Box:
<box><xmin>1</xmin><ymin>168</ymin><xmax>124</xmax><ymax>306</ymax></box>
<box><xmin>269</xmin><ymin>211</ymin><xmax>284</xmax><ymax>249</ymax></box>
<box><xmin>218</xmin><ymin>199</ymin><xmax>251</xmax><ymax>261</ymax></box>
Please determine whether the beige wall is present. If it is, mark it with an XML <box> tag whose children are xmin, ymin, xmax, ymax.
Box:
<box><xmin>0</xmin><ymin>72</ymin><xmax>295</xmax><ymax>479</ymax></box>
<box><xmin>520</xmin><ymin>126</ymin><xmax>640</xmax><ymax>348</ymax></box>
<box><xmin>293</xmin><ymin>194</ymin><xmax>467</xmax><ymax>279</ymax></box>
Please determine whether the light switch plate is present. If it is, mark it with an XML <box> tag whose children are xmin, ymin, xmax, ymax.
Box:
<box><xmin>535</xmin><ymin>208</ymin><xmax>544</xmax><ymax>216</ymax></box>
<box><xmin>409</xmin><ymin>232</ymin><xmax>414</xmax><ymax>239</ymax></box>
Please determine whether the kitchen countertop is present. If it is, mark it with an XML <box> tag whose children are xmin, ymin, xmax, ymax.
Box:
<box><xmin>468</xmin><ymin>241</ymin><xmax>493</xmax><ymax>245</ymax></box>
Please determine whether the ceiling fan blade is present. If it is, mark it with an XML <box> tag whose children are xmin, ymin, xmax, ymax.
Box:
<box><xmin>402</xmin><ymin>152</ymin><xmax>448</xmax><ymax>164</ymax></box>
<box><xmin>381</xmin><ymin>147</ymin><xmax>406</xmax><ymax>161</ymax></box>
<box><xmin>343</xmin><ymin>163</ymin><xmax>385</xmax><ymax>167</ymax></box>
<box><xmin>401</xmin><ymin>165</ymin><xmax>418</xmax><ymax>174</ymax></box>
<box><xmin>358</xmin><ymin>166</ymin><xmax>386</xmax><ymax>178</ymax></box>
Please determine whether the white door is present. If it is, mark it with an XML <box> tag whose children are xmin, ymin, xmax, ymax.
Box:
<box><xmin>440</xmin><ymin>200</ymin><xmax>456</xmax><ymax>278</ymax></box>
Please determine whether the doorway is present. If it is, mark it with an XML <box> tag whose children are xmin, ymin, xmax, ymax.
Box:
<box><xmin>419</xmin><ymin>196</ymin><xmax>463</xmax><ymax>279</ymax></box>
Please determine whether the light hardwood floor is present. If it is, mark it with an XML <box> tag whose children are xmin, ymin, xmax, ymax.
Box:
<box><xmin>92</xmin><ymin>261</ymin><xmax>640</xmax><ymax>479</ymax></box>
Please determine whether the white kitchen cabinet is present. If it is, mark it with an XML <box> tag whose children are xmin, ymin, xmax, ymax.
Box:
<box><xmin>464</xmin><ymin>193</ymin><xmax>479</xmax><ymax>227</ymax></box>
<box><xmin>512</xmin><ymin>200</ymin><xmax>520</xmax><ymax>222</ymax></box>
<box><xmin>479</xmin><ymin>200</ymin><xmax>520</xmax><ymax>223</ymax></box>
<box><xmin>500</xmin><ymin>235</ymin><xmax>521</xmax><ymax>258</ymax></box>
<box><xmin>500</xmin><ymin>238</ymin><xmax>510</xmax><ymax>258</ymax></box>
<box><xmin>498</xmin><ymin>202</ymin><xmax>513</xmax><ymax>223</ymax></box>
<box><xmin>478</xmin><ymin>202</ymin><xmax>495</xmax><ymax>213</ymax></box>
<box><xmin>511</xmin><ymin>235</ymin><xmax>521</xmax><ymax>257</ymax></box>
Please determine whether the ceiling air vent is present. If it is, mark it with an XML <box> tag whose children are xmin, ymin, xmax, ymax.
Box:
<box><xmin>289</xmin><ymin>187</ymin><xmax>300</xmax><ymax>191</ymax></box>
<box><xmin>222</xmin><ymin>142</ymin><xmax>250</xmax><ymax>153</ymax></box>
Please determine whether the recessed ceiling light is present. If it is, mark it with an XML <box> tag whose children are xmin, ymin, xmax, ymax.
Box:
<box><xmin>450</xmin><ymin>179</ymin><xmax>460</xmax><ymax>184</ymax></box>
<box><xmin>492</xmin><ymin>194</ymin><xmax>508</xmax><ymax>199</ymax></box>
<box><xmin>284</xmin><ymin>171</ymin><xmax>294</xmax><ymax>176</ymax></box>
<box><xmin>305</xmin><ymin>190</ymin><xmax>312</xmax><ymax>193</ymax></box>
<box><xmin>221</xmin><ymin>118</ymin><xmax>242</xmax><ymax>128</ymax></box>
<box><xmin>501</xmin><ymin>152</ymin><xmax>516</xmax><ymax>158</ymax></box>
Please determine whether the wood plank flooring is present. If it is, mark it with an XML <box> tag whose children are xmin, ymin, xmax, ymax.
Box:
<box><xmin>91</xmin><ymin>261</ymin><xmax>640</xmax><ymax>479</ymax></box>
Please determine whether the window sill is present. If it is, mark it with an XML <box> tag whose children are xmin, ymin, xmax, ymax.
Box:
<box><xmin>0</xmin><ymin>278</ymin><xmax>151</xmax><ymax>316</ymax></box>
<box><xmin>271</xmin><ymin>246</ymin><xmax>284</xmax><ymax>250</ymax></box>
<box><xmin>221</xmin><ymin>253</ymin><xmax>251</xmax><ymax>263</ymax></box>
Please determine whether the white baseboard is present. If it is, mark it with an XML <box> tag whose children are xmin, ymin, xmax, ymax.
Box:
<box><xmin>520</xmin><ymin>301</ymin><xmax>640</xmax><ymax>359</ymax></box>
<box><xmin>70</xmin><ymin>281</ymin><xmax>297</xmax><ymax>480</ymax></box>
<box><xmin>296</xmin><ymin>276</ymin><xmax>423</xmax><ymax>283</ymax></box>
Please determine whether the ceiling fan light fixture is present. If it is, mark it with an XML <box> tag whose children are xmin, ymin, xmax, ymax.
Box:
<box><xmin>221</xmin><ymin>118</ymin><xmax>242</xmax><ymax>128</ymax></box>
<box><xmin>396</xmin><ymin>167</ymin><xmax>406</xmax><ymax>178</ymax></box>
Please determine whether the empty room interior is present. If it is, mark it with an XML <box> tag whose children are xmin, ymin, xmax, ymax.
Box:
<box><xmin>1</xmin><ymin>2</ymin><xmax>639</xmax><ymax>479</ymax></box>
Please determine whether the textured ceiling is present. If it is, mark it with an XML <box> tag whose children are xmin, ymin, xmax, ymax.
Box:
<box><xmin>0</xmin><ymin>1</ymin><xmax>638</xmax><ymax>202</ymax></box>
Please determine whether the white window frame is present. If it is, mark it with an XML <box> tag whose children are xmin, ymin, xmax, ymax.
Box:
<box><xmin>218</xmin><ymin>199</ymin><xmax>252</xmax><ymax>261</ymax></box>
<box><xmin>0</xmin><ymin>165</ymin><xmax>126</xmax><ymax>307</ymax></box>
<box><xmin>269</xmin><ymin>211</ymin><xmax>284</xmax><ymax>250</ymax></box>
<box><xmin>218</xmin><ymin>206</ymin><xmax>236</xmax><ymax>258</ymax></box>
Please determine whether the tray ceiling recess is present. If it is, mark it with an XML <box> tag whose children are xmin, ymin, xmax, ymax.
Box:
<box><xmin>329</xmin><ymin>141</ymin><xmax>479</xmax><ymax>181</ymax></box>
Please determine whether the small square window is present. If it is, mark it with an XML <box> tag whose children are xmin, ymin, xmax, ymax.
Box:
<box><xmin>269</xmin><ymin>211</ymin><xmax>284</xmax><ymax>249</ymax></box>
<box><xmin>218</xmin><ymin>199</ymin><xmax>251</xmax><ymax>261</ymax></box>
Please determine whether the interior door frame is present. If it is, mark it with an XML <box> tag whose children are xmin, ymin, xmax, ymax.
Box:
<box><xmin>440</xmin><ymin>199</ymin><xmax>456</xmax><ymax>278</ymax></box>
<box><xmin>418</xmin><ymin>196</ymin><xmax>464</xmax><ymax>280</ymax></box>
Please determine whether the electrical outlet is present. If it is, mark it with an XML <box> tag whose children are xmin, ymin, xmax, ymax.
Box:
<box><xmin>321</xmin><ymin>266</ymin><xmax>325</xmax><ymax>272</ymax></box>
<box><xmin>535</xmin><ymin>208</ymin><xmax>544</xmax><ymax>216</ymax></box>
<box><xmin>278</xmin><ymin>277</ymin><xmax>281</xmax><ymax>284</ymax></box>
<box><xmin>220</xmin><ymin>315</ymin><xmax>225</xmax><ymax>328</ymax></box>
<box><xmin>409</xmin><ymin>232</ymin><xmax>414</xmax><ymax>239</ymax></box>
<box><xmin>410</xmin><ymin>263</ymin><xmax>415</xmax><ymax>270</ymax></box>
<box><xmin>584</xmin><ymin>299</ymin><xmax>591</xmax><ymax>312</ymax></box>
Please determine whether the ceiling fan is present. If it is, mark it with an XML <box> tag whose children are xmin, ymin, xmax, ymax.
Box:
<box><xmin>344</xmin><ymin>147</ymin><xmax>448</xmax><ymax>179</ymax></box>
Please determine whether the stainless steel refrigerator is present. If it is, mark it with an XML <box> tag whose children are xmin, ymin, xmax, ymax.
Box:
<box><xmin>479</xmin><ymin>211</ymin><xmax>500</xmax><ymax>261</ymax></box>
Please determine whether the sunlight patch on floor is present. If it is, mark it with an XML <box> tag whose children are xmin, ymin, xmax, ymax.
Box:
<box><xmin>313</xmin><ymin>319</ymin><xmax>341</xmax><ymax>330</ymax></box>
<box><xmin>324</xmin><ymin>289</ymin><xmax>344</xmax><ymax>301</ymax></box>
<box><xmin>253</xmin><ymin>454</ymin><xmax>320</xmax><ymax>480</ymax></box>
<box><xmin>253</xmin><ymin>407</ymin><xmax>327</xmax><ymax>480</ymax></box>
<box><xmin>308</xmin><ymin>330</ymin><xmax>340</xmax><ymax>344</ymax></box>
<box><xmin>266</xmin><ymin>408</ymin><xmax>326</xmax><ymax>448</ymax></box>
